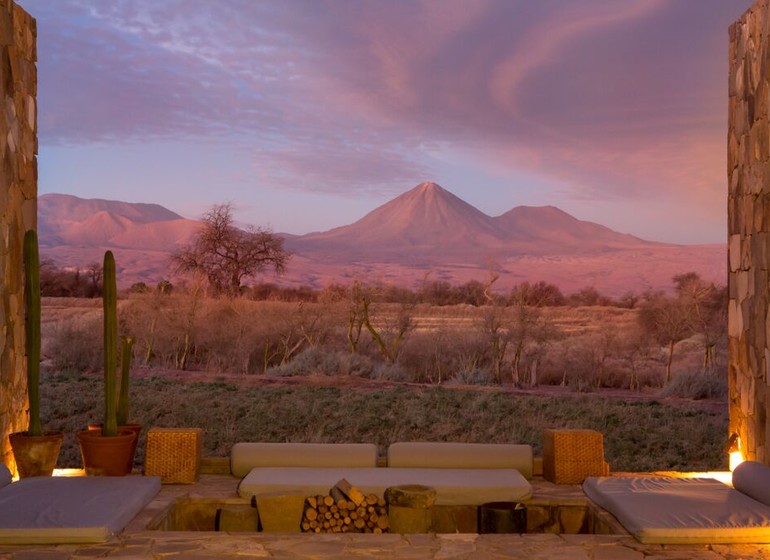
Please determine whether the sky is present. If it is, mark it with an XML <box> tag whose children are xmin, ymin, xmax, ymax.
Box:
<box><xmin>17</xmin><ymin>0</ymin><xmax>754</xmax><ymax>244</ymax></box>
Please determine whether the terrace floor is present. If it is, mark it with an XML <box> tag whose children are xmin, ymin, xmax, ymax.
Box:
<box><xmin>1</xmin><ymin>472</ymin><xmax>769</xmax><ymax>559</ymax></box>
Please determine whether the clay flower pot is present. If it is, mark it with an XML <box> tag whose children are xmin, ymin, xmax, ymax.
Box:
<box><xmin>88</xmin><ymin>422</ymin><xmax>142</xmax><ymax>473</ymax></box>
<box><xmin>76</xmin><ymin>427</ymin><xmax>137</xmax><ymax>476</ymax></box>
<box><xmin>9</xmin><ymin>431</ymin><xmax>64</xmax><ymax>478</ymax></box>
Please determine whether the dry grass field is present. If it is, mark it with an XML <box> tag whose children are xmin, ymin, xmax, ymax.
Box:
<box><xmin>38</xmin><ymin>296</ymin><xmax>728</xmax><ymax>472</ymax></box>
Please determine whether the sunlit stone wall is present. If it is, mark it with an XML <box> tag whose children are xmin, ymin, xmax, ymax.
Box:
<box><xmin>728</xmin><ymin>0</ymin><xmax>770</xmax><ymax>465</ymax></box>
<box><xmin>0</xmin><ymin>0</ymin><xmax>36</xmax><ymax>473</ymax></box>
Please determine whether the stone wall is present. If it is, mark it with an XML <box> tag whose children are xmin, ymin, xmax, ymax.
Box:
<box><xmin>0</xmin><ymin>0</ymin><xmax>36</xmax><ymax>474</ymax></box>
<box><xmin>728</xmin><ymin>0</ymin><xmax>770</xmax><ymax>465</ymax></box>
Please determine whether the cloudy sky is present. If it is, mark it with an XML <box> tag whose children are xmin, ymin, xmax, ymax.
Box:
<box><xmin>18</xmin><ymin>0</ymin><xmax>752</xmax><ymax>243</ymax></box>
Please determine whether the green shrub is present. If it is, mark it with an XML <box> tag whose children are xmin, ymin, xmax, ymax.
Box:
<box><xmin>266</xmin><ymin>348</ymin><xmax>377</xmax><ymax>377</ymax></box>
<box><xmin>369</xmin><ymin>363</ymin><xmax>409</xmax><ymax>382</ymax></box>
<box><xmin>659</xmin><ymin>367</ymin><xmax>727</xmax><ymax>400</ymax></box>
<box><xmin>449</xmin><ymin>368</ymin><xmax>492</xmax><ymax>385</ymax></box>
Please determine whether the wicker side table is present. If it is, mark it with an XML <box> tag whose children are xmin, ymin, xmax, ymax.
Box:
<box><xmin>144</xmin><ymin>427</ymin><xmax>202</xmax><ymax>484</ymax></box>
<box><xmin>543</xmin><ymin>429</ymin><xmax>606</xmax><ymax>484</ymax></box>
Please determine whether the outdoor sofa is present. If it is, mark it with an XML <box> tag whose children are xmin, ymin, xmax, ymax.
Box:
<box><xmin>583</xmin><ymin>460</ymin><xmax>770</xmax><ymax>544</ymax></box>
<box><xmin>233</xmin><ymin>441</ymin><xmax>533</xmax><ymax>506</ymax></box>
<box><xmin>0</xmin><ymin>464</ymin><xmax>161</xmax><ymax>544</ymax></box>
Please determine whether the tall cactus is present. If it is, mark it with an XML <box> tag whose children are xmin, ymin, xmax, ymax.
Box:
<box><xmin>116</xmin><ymin>335</ymin><xmax>135</xmax><ymax>426</ymax></box>
<box><xmin>24</xmin><ymin>230</ymin><xmax>43</xmax><ymax>437</ymax></box>
<box><xmin>103</xmin><ymin>250</ymin><xmax>118</xmax><ymax>437</ymax></box>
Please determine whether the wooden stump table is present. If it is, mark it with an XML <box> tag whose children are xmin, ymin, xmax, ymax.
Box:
<box><xmin>385</xmin><ymin>484</ymin><xmax>437</xmax><ymax>534</ymax></box>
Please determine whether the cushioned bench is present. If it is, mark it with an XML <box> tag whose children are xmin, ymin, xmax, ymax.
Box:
<box><xmin>0</xmin><ymin>465</ymin><xmax>161</xmax><ymax>544</ymax></box>
<box><xmin>583</xmin><ymin>461</ymin><xmax>770</xmax><ymax>544</ymax></box>
<box><xmin>234</xmin><ymin>442</ymin><xmax>533</xmax><ymax>506</ymax></box>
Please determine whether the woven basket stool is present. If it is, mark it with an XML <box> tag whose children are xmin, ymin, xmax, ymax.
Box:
<box><xmin>543</xmin><ymin>429</ymin><xmax>607</xmax><ymax>484</ymax></box>
<box><xmin>144</xmin><ymin>427</ymin><xmax>202</xmax><ymax>483</ymax></box>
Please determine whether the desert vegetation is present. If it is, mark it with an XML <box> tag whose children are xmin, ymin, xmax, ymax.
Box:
<box><xmin>39</xmin><ymin>275</ymin><xmax>729</xmax><ymax>471</ymax></box>
<box><xmin>42</xmin><ymin>271</ymin><xmax>726</xmax><ymax>394</ymax></box>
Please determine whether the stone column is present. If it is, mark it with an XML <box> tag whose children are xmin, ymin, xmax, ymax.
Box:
<box><xmin>0</xmin><ymin>0</ymin><xmax>37</xmax><ymax>473</ymax></box>
<box><xmin>728</xmin><ymin>0</ymin><xmax>770</xmax><ymax>465</ymax></box>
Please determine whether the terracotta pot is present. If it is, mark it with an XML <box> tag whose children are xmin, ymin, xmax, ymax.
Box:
<box><xmin>87</xmin><ymin>423</ymin><xmax>142</xmax><ymax>473</ymax></box>
<box><xmin>76</xmin><ymin>428</ymin><xmax>137</xmax><ymax>476</ymax></box>
<box><xmin>9</xmin><ymin>431</ymin><xmax>63</xmax><ymax>478</ymax></box>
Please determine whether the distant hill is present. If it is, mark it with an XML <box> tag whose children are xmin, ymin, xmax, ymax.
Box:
<box><xmin>38</xmin><ymin>193</ymin><xmax>197</xmax><ymax>251</ymax></box>
<box><xmin>37</xmin><ymin>186</ymin><xmax>726</xmax><ymax>295</ymax></box>
<box><xmin>288</xmin><ymin>182</ymin><xmax>656</xmax><ymax>261</ymax></box>
<box><xmin>37</xmin><ymin>193</ymin><xmax>200</xmax><ymax>283</ymax></box>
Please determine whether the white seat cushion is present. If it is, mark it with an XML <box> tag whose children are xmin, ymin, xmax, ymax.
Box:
<box><xmin>238</xmin><ymin>466</ymin><xmax>531</xmax><ymax>506</ymax></box>
<box><xmin>0</xmin><ymin>475</ymin><xmax>161</xmax><ymax>544</ymax></box>
<box><xmin>584</xmin><ymin>476</ymin><xmax>770</xmax><ymax>544</ymax></box>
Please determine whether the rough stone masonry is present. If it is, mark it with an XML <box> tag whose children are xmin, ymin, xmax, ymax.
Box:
<box><xmin>729</xmin><ymin>0</ymin><xmax>770</xmax><ymax>465</ymax></box>
<box><xmin>0</xmin><ymin>0</ymin><xmax>36</xmax><ymax>474</ymax></box>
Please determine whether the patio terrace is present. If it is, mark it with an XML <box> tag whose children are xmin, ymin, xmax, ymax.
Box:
<box><xmin>0</xmin><ymin>468</ymin><xmax>767</xmax><ymax>560</ymax></box>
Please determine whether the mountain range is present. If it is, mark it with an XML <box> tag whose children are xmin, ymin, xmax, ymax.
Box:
<box><xmin>37</xmin><ymin>182</ymin><xmax>726</xmax><ymax>296</ymax></box>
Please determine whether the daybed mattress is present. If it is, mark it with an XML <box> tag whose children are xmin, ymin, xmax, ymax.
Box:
<box><xmin>583</xmin><ymin>476</ymin><xmax>770</xmax><ymax>544</ymax></box>
<box><xmin>0</xmin><ymin>475</ymin><xmax>161</xmax><ymax>544</ymax></box>
<box><xmin>238</xmin><ymin>467</ymin><xmax>532</xmax><ymax>506</ymax></box>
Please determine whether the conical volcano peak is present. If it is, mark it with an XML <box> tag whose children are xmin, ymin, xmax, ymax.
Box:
<box><xmin>415</xmin><ymin>181</ymin><xmax>443</xmax><ymax>192</ymax></box>
<box><xmin>412</xmin><ymin>182</ymin><xmax>449</xmax><ymax>200</ymax></box>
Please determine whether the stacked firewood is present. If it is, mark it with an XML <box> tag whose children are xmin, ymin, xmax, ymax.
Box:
<box><xmin>301</xmin><ymin>479</ymin><xmax>389</xmax><ymax>533</ymax></box>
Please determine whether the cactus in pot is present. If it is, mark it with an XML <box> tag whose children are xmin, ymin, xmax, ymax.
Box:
<box><xmin>9</xmin><ymin>230</ymin><xmax>63</xmax><ymax>477</ymax></box>
<box><xmin>76</xmin><ymin>250</ymin><xmax>137</xmax><ymax>475</ymax></box>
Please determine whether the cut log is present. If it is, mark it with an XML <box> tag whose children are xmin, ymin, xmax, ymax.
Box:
<box><xmin>330</xmin><ymin>486</ymin><xmax>347</xmax><ymax>504</ymax></box>
<box><xmin>334</xmin><ymin>479</ymin><xmax>365</xmax><ymax>506</ymax></box>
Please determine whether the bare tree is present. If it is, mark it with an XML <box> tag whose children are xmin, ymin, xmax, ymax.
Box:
<box><xmin>638</xmin><ymin>291</ymin><xmax>693</xmax><ymax>385</ymax></box>
<box><xmin>481</xmin><ymin>307</ymin><xmax>511</xmax><ymax>384</ymax></box>
<box><xmin>360</xmin><ymin>298</ymin><xmax>413</xmax><ymax>364</ymax></box>
<box><xmin>86</xmin><ymin>261</ymin><xmax>103</xmax><ymax>297</ymax></box>
<box><xmin>673</xmin><ymin>273</ymin><xmax>726</xmax><ymax>369</ymax></box>
<box><xmin>171</xmin><ymin>203</ymin><xmax>290</xmax><ymax>296</ymax></box>
<box><xmin>618</xmin><ymin>325</ymin><xmax>654</xmax><ymax>391</ymax></box>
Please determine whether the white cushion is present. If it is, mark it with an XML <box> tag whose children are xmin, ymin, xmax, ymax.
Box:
<box><xmin>238</xmin><ymin>466</ymin><xmax>532</xmax><ymax>506</ymax></box>
<box><xmin>387</xmin><ymin>442</ymin><xmax>533</xmax><ymax>479</ymax></box>
<box><xmin>584</xmin><ymin>476</ymin><xmax>770</xmax><ymax>544</ymax></box>
<box><xmin>230</xmin><ymin>443</ymin><xmax>378</xmax><ymax>478</ymax></box>
<box><xmin>0</xmin><ymin>475</ymin><xmax>161</xmax><ymax>544</ymax></box>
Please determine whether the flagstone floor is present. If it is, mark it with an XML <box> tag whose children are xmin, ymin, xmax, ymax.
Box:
<box><xmin>1</xmin><ymin>474</ymin><xmax>769</xmax><ymax>559</ymax></box>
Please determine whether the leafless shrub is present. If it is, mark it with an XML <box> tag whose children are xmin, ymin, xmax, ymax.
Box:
<box><xmin>46</xmin><ymin>317</ymin><xmax>102</xmax><ymax>372</ymax></box>
<box><xmin>42</xmin><ymin>287</ymin><xmax>725</xmax><ymax>394</ymax></box>
<box><xmin>398</xmin><ymin>329</ymin><xmax>486</xmax><ymax>384</ymax></box>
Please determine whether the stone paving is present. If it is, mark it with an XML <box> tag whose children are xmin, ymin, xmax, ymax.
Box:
<box><xmin>1</xmin><ymin>474</ymin><xmax>770</xmax><ymax>559</ymax></box>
